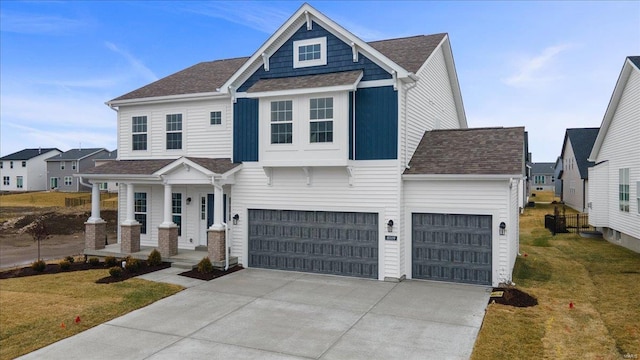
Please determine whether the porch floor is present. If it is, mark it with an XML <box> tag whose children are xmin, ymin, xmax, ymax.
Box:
<box><xmin>84</xmin><ymin>244</ymin><xmax>239</xmax><ymax>270</ymax></box>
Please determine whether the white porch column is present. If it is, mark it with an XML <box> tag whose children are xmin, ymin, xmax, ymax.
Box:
<box><xmin>122</xmin><ymin>183</ymin><xmax>137</xmax><ymax>225</ymax></box>
<box><xmin>160</xmin><ymin>182</ymin><xmax>174</xmax><ymax>227</ymax></box>
<box><xmin>209</xmin><ymin>183</ymin><xmax>224</xmax><ymax>230</ymax></box>
<box><xmin>87</xmin><ymin>182</ymin><xmax>102</xmax><ymax>223</ymax></box>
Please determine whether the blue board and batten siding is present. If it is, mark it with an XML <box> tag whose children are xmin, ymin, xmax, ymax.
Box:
<box><xmin>238</xmin><ymin>22</ymin><xmax>391</xmax><ymax>92</ymax></box>
<box><xmin>353</xmin><ymin>86</ymin><xmax>398</xmax><ymax>160</ymax></box>
<box><xmin>233</xmin><ymin>98</ymin><xmax>259</xmax><ymax>162</ymax></box>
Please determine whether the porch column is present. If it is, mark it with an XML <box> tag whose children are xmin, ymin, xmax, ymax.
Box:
<box><xmin>208</xmin><ymin>183</ymin><xmax>226</xmax><ymax>262</ymax></box>
<box><xmin>158</xmin><ymin>182</ymin><xmax>178</xmax><ymax>257</ymax></box>
<box><xmin>84</xmin><ymin>182</ymin><xmax>106</xmax><ymax>250</ymax></box>
<box><xmin>120</xmin><ymin>183</ymin><xmax>141</xmax><ymax>254</ymax></box>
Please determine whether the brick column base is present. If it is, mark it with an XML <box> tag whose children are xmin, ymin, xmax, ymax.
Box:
<box><xmin>208</xmin><ymin>229</ymin><xmax>226</xmax><ymax>262</ymax></box>
<box><xmin>85</xmin><ymin>221</ymin><xmax>106</xmax><ymax>250</ymax></box>
<box><xmin>158</xmin><ymin>226</ymin><xmax>178</xmax><ymax>258</ymax></box>
<box><xmin>121</xmin><ymin>223</ymin><xmax>141</xmax><ymax>254</ymax></box>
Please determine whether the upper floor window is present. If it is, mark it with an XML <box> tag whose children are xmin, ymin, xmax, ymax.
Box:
<box><xmin>10</xmin><ymin>161</ymin><xmax>13</xmax><ymax>169</ymax></box>
<box><xmin>60</xmin><ymin>161</ymin><xmax>65</xmax><ymax>170</ymax></box>
<box><xmin>310</xmin><ymin>97</ymin><xmax>333</xmax><ymax>143</ymax></box>
<box><xmin>71</xmin><ymin>161</ymin><xmax>77</xmax><ymax>170</ymax></box>
<box><xmin>293</xmin><ymin>37</ymin><xmax>327</xmax><ymax>68</ymax></box>
<box><xmin>271</xmin><ymin>100</ymin><xmax>293</xmax><ymax>144</ymax></box>
<box><xmin>16</xmin><ymin>176</ymin><xmax>23</xmax><ymax>188</ymax></box>
<box><xmin>619</xmin><ymin>168</ymin><xmax>630</xmax><ymax>212</ymax></box>
<box><xmin>0</xmin><ymin>162</ymin><xmax>3</xmax><ymax>169</ymax></box>
<box><xmin>132</xmin><ymin>116</ymin><xmax>148</xmax><ymax>151</ymax></box>
<box><xmin>21</xmin><ymin>161</ymin><xmax>26</xmax><ymax>167</ymax></box>
<box><xmin>210</xmin><ymin>111</ymin><xmax>222</xmax><ymax>125</ymax></box>
<box><xmin>166</xmin><ymin>114</ymin><xmax>182</xmax><ymax>150</ymax></box>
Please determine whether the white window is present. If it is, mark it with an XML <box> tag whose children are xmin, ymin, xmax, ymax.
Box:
<box><xmin>166</xmin><ymin>114</ymin><xmax>182</xmax><ymax>150</ymax></box>
<box><xmin>172</xmin><ymin>193</ymin><xmax>182</xmax><ymax>236</ymax></box>
<box><xmin>132</xmin><ymin>116</ymin><xmax>147</xmax><ymax>151</ymax></box>
<box><xmin>210</xmin><ymin>111</ymin><xmax>222</xmax><ymax>125</ymax></box>
<box><xmin>0</xmin><ymin>162</ymin><xmax>3</xmax><ymax>169</ymax></box>
<box><xmin>271</xmin><ymin>100</ymin><xmax>293</xmax><ymax>144</ymax></box>
<box><xmin>3</xmin><ymin>176</ymin><xmax>10</xmax><ymax>186</ymax></box>
<box><xmin>16</xmin><ymin>176</ymin><xmax>23</xmax><ymax>189</ymax></box>
<box><xmin>134</xmin><ymin>192</ymin><xmax>147</xmax><ymax>234</ymax></box>
<box><xmin>50</xmin><ymin>177</ymin><xmax>58</xmax><ymax>189</ymax></box>
<box><xmin>60</xmin><ymin>161</ymin><xmax>65</xmax><ymax>170</ymax></box>
<box><xmin>293</xmin><ymin>37</ymin><xmax>327</xmax><ymax>68</ymax></box>
<box><xmin>21</xmin><ymin>161</ymin><xmax>26</xmax><ymax>167</ymax></box>
<box><xmin>619</xmin><ymin>168</ymin><xmax>630</xmax><ymax>212</ymax></box>
<box><xmin>64</xmin><ymin>176</ymin><xmax>72</xmax><ymax>186</ymax></box>
<box><xmin>99</xmin><ymin>182</ymin><xmax>108</xmax><ymax>191</ymax></box>
<box><xmin>72</xmin><ymin>161</ymin><xmax>77</xmax><ymax>170</ymax></box>
<box><xmin>310</xmin><ymin>97</ymin><xmax>333</xmax><ymax>143</ymax></box>
<box><xmin>10</xmin><ymin>161</ymin><xmax>13</xmax><ymax>169</ymax></box>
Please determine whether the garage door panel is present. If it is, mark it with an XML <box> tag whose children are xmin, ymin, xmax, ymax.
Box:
<box><xmin>248</xmin><ymin>209</ymin><xmax>378</xmax><ymax>278</ymax></box>
<box><xmin>412</xmin><ymin>213</ymin><xmax>492</xmax><ymax>285</ymax></box>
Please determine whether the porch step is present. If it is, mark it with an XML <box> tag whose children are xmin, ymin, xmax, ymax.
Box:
<box><xmin>171</xmin><ymin>262</ymin><xmax>197</xmax><ymax>270</ymax></box>
<box><xmin>194</xmin><ymin>245</ymin><xmax>208</xmax><ymax>251</ymax></box>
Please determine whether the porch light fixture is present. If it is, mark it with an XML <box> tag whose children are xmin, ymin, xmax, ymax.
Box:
<box><xmin>233</xmin><ymin>214</ymin><xmax>239</xmax><ymax>225</ymax></box>
<box><xmin>186</xmin><ymin>197</ymin><xmax>192</xmax><ymax>205</ymax></box>
<box><xmin>387</xmin><ymin>219</ymin><xmax>394</xmax><ymax>232</ymax></box>
<box><xmin>499</xmin><ymin>222</ymin><xmax>506</xmax><ymax>235</ymax></box>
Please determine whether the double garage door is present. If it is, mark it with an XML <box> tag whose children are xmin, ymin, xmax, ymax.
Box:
<box><xmin>248</xmin><ymin>209</ymin><xmax>378</xmax><ymax>278</ymax></box>
<box><xmin>412</xmin><ymin>213</ymin><xmax>492</xmax><ymax>285</ymax></box>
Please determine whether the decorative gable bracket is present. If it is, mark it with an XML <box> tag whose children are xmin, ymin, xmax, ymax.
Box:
<box><xmin>262</xmin><ymin>53</ymin><xmax>270</xmax><ymax>71</ymax></box>
<box><xmin>350</xmin><ymin>42</ymin><xmax>358</xmax><ymax>62</ymax></box>
<box><xmin>305</xmin><ymin>11</ymin><xmax>312</xmax><ymax>30</ymax></box>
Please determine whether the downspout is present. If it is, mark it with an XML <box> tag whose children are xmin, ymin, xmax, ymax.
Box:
<box><xmin>404</xmin><ymin>73</ymin><xmax>419</xmax><ymax>169</ymax></box>
<box><xmin>352</xmin><ymin>90</ymin><xmax>356</xmax><ymax>160</ymax></box>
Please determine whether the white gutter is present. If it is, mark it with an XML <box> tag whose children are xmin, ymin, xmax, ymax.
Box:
<box><xmin>107</xmin><ymin>91</ymin><xmax>228</xmax><ymax>107</ymax></box>
<box><xmin>403</xmin><ymin>174</ymin><xmax>523</xmax><ymax>181</ymax></box>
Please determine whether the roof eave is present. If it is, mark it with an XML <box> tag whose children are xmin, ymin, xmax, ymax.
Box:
<box><xmin>107</xmin><ymin>91</ymin><xmax>228</xmax><ymax>107</ymax></box>
<box><xmin>403</xmin><ymin>173</ymin><xmax>523</xmax><ymax>181</ymax></box>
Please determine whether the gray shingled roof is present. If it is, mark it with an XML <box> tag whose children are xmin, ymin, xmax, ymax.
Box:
<box><xmin>1</xmin><ymin>148</ymin><xmax>60</xmax><ymax>160</ymax></box>
<box><xmin>565</xmin><ymin>128</ymin><xmax>599</xmax><ymax>179</ymax></box>
<box><xmin>46</xmin><ymin>148</ymin><xmax>107</xmax><ymax>161</ymax></box>
<box><xmin>247</xmin><ymin>70</ymin><xmax>363</xmax><ymax>92</ymax></box>
<box><xmin>110</xmin><ymin>34</ymin><xmax>446</xmax><ymax>102</ymax></box>
<box><xmin>94</xmin><ymin>150</ymin><xmax>117</xmax><ymax>161</ymax></box>
<box><xmin>629</xmin><ymin>56</ymin><xmax>640</xmax><ymax>68</ymax></box>
<box><xmin>404</xmin><ymin>127</ymin><xmax>525</xmax><ymax>175</ymax></box>
<box><xmin>111</xmin><ymin>58</ymin><xmax>249</xmax><ymax>102</ymax></box>
<box><xmin>530</xmin><ymin>162</ymin><xmax>555</xmax><ymax>175</ymax></box>
<box><xmin>82</xmin><ymin>158</ymin><xmax>239</xmax><ymax>175</ymax></box>
<box><xmin>368</xmin><ymin>34</ymin><xmax>446</xmax><ymax>73</ymax></box>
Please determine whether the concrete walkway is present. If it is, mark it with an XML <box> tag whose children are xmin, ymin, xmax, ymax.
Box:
<box><xmin>19</xmin><ymin>268</ymin><xmax>490</xmax><ymax>360</ymax></box>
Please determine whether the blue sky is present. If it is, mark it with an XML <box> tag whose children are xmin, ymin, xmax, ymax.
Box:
<box><xmin>1</xmin><ymin>1</ymin><xmax>638</xmax><ymax>162</ymax></box>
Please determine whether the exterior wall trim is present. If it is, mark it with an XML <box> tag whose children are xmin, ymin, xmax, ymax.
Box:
<box><xmin>403</xmin><ymin>174</ymin><xmax>522</xmax><ymax>181</ymax></box>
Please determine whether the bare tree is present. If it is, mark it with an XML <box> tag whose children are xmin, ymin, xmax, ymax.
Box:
<box><xmin>26</xmin><ymin>216</ymin><xmax>51</xmax><ymax>261</ymax></box>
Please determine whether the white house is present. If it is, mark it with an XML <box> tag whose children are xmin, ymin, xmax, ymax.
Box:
<box><xmin>0</xmin><ymin>148</ymin><xmax>62</xmax><ymax>192</ymax></box>
<box><xmin>588</xmin><ymin>56</ymin><xmax>640</xmax><ymax>253</ymax></box>
<box><xmin>79</xmin><ymin>4</ymin><xmax>525</xmax><ymax>286</ymax></box>
<box><xmin>559</xmin><ymin>128</ymin><xmax>599</xmax><ymax>213</ymax></box>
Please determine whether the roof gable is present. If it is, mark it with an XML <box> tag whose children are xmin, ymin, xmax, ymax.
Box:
<box><xmin>1</xmin><ymin>148</ymin><xmax>60</xmax><ymax>161</ymax></box>
<box><xmin>589</xmin><ymin>56</ymin><xmax>640</xmax><ymax>161</ymax></box>
<box><xmin>404</xmin><ymin>127</ymin><xmax>525</xmax><ymax>176</ymax></box>
<box><xmin>530</xmin><ymin>162</ymin><xmax>555</xmax><ymax>175</ymax></box>
<box><xmin>563</xmin><ymin>128</ymin><xmax>599</xmax><ymax>179</ymax></box>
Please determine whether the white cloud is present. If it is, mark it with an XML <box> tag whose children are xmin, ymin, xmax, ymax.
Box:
<box><xmin>502</xmin><ymin>44</ymin><xmax>574</xmax><ymax>87</ymax></box>
<box><xmin>0</xmin><ymin>11</ymin><xmax>88</xmax><ymax>34</ymax></box>
<box><xmin>105</xmin><ymin>42</ymin><xmax>158</xmax><ymax>83</ymax></box>
<box><xmin>179</xmin><ymin>2</ymin><xmax>292</xmax><ymax>34</ymax></box>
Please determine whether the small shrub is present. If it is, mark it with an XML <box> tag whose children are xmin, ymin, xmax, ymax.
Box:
<box><xmin>197</xmin><ymin>257</ymin><xmax>214</xmax><ymax>273</ymax></box>
<box><xmin>65</xmin><ymin>255</ymin><xmax>75</xmax><ymax>263</ymax></box>
<box><xmin>124</xmin><ymin>257</ymin><xmax>140</xmax><ymax>273</ymax></box>
<box><xmin>109</xmin><ymin>266</ymin><xmax>122</xmax><ymax>278</ymax></box>
<box><xmin>59</xmin><ymin>260</ymin><xmax>71</xmax><ymax>270</ymax></box>
<box><xmin>31</xmin><ymin>259</ymin><xmax>46</xmax><ymax>272</ymax></box>
<box><xmin>147</xmin><ymin>249</ymin><xmax>162</xmax><ymax>267</ymax></box>
<box><xmin>104</xmin><ymin>256</ymin><xmax>117</xmax><ymax>267</ymax></box>
<box><xmin>88</xmin><ymin>257</ymin><xmax>100</xmax><ymax>266</ymax></box>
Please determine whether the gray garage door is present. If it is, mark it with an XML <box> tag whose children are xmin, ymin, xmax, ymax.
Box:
<box><xmin>248</xmin><ymin>209</ymin><xmax>378</xmax><ymax>278</ymax></box>
<box><xmin>412</xmin><ymin>213</ymin><xmax>492</xmax><ymax>285</ymax></box>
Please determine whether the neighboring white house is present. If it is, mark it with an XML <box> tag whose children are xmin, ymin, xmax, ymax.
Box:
<box><xmin>559</xmin><ymin>128</ymin><xmax>599</xmax><ymax>213</ymax></box>
<box><xmin>588</xmin><ymin>56</ymin><xmax>640</xmax><ymax>253</ymax></box>
<box><xmin>0</xmin><ymin>148</ymin><xmax>62</xmax><ymax>192</ymax></box>
<box><xmin>79</xmin><ymin>4</ymin><xmax>525</xmax><ymax>286</ymax></box>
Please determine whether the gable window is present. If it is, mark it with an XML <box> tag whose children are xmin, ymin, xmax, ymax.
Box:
<box><xmin>134</xmin><ymin>192</ymin><xmax>147</xmax><ymax>234</ymax></box>
<box><xmin>16</xmin><ymin>176</ymin><xmax>23</xmax><ymax>189</ymax></box>
<box><xmin>3</xmin><ymin>176</ymin><xmax>9</xmax><ymax>186</ymax></box>
<box><xmin>21</xmin><ymin>161</ymin><xmax>26</xmax><ymax>167</ymax></box>
<box><xmin>132</xmin><ymin>116</ymin><xmax>148</xmax><ymax>151</ymax></box>
<box><xmin>172</xmin><ymin>193</ymin><xmax>182</xmax><ymax>236</ymax></box>
<box><xmin>64</xmin><ymin>176</ymin><xmax>73</xmax><ymax>186</ymax></box>
<box><xmin>60</xmin><ymin>161</ymin><xmax>65</xmax><ymax>170</ymax></box>
<box><xmin>293</xmin><ymin>37</ymin><xmax>327</xmax><ymax>68</ymax></box>
<box><xmin>619</xmin><ymin>168</ymin><xmax>630</xmax><ymax>212</ymax></box>
<box><xmin>210</xmin><ymin>111</ymin><xmax>222</xmax><ymax>125</ymax></box>
<box><xmin>271</xmin><ymin>100</ymin><xmax>293</xmax><ymax>144</ymax></box>
<box><xmin>72</xmin><ymin>161</ymin><xmax>77</xmax><ymax>170</ymax></box>
<box><xmin>310</xmin><ymin>97</ymin><xmax>333</xmax><ymax>143</ymax></box>
<box><xmin>166</xmin><ymin>114</ymin><xmax>182</xmax><ymax>150</ymax></box>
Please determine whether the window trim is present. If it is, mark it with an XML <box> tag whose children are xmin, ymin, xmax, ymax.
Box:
<box><xmin>619</xmin><ymin>168</ymin><xmax>630</xmax><ymax>212</ymax></box>
<box><xmin>293</xmin><ymin>37</ymin><xmax>327</xmax><ymax>68</ymax></box>
<box><xmin>134</xmin><ymin>192</ymin><xmax>147</xmax><ymax>234</ymax></box>
<box><xmin>270</xmin><ymin>100</ymin><xmax>293</xmax><ymax>144</ymax></box>
<box><xmin>60</xmin><ymin>161</ymin><xmax>65</xmax><ymax>170</ymax></box>
<box><xmin>166</xmin><ymin>113</ymin><xmax>183</xmax><ymax>150</ymax></box>
<box><xmin>16</xmin><ymin>176</ymin><xmax>23</xmax><ymax>189</ymax></box>
<box><xmin>132</xmin><ymin>115</ymin><xmax>148</xmax><ymax>151</ymax></box>
<box><xmin>309</xmin><ymin>97</ymin><xmax>334</xmax><ymax>143</ymax></box>
<box><xmin>210</xmin><ymin>111</ymin><xmax>222</xmax><ymax>126</ymax></box>
<box><xmin>71</xmin><ymin>161</ymin><xmax>77</xmax><ymax>170</ymax></box>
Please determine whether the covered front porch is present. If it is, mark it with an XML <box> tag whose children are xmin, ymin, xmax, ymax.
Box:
<box><xmin>77</xmin><ymin>157</ymin><xmax>242</xmax><ymax>268</ymax></box>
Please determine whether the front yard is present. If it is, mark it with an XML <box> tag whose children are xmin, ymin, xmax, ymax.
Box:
<box><xmin>472</xmin><ymin>201</ymin><xmax>640</xmax><ymax>359</ymax></box>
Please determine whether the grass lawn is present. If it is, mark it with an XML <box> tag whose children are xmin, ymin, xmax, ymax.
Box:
<box><xmin>0</xmin><ymin>191</ymin><xmax>90</xmax><ymax>208</ymax></box>
<box><xmin>472</xmin><ymin>200</ymin><xmax>640</xmax><ymax>359</ymax></box>
<box><xmin>0</xmin><ymin>270</ymin><xmax>182</xmax><ymax>360</ymax></box>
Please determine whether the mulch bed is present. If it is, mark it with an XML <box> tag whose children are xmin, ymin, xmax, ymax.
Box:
<box><xmin>95</xmin><ymin>262</ymin><xmax>172</xmax><ymax>284</ymax></box>
<box><xmin>489</xmin><ymin>287</ymin><xmax>538</xmax><ymax>307</ymax></box>
<box><xmin>179</xmin><ymin>265</ymin><xmax>244</xmax><ymax>281</ymax></box>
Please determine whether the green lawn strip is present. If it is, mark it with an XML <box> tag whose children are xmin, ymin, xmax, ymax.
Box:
<box><xmin>0</xmin><ymin>270</ymin><xmax>182</xmax><ymax>360</ymax></box>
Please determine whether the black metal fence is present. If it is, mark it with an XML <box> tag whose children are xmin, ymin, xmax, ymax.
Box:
<box><xmin>64</xmin><ymin>193</ymin><xmax>118</xmax><ymax>209</ymax></box>
<box><xmin>545</xmin><ymin>213</ymin><xmax>594</xmax><ymax>235</ymax></box>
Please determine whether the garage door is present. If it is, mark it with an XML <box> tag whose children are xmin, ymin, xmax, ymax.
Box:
<box><xmin>248</xmin><ymin>209</ymin><xmax>378</xmax><ymax>278</ymax></box>
<box><xmin>412</xmin><ymin>213</ymin><xmax>492</xmax><ymax>285</ymax></box>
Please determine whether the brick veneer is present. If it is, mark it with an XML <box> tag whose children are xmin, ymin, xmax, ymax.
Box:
<box><xmin>85</xmin><ymin>221</ymin><xmax>106</xmax><ymax>250</ymax></box>
<box><xmin>158</xmin><ymin>226</ymin><xmax>178</xmax><ymax>258</ymax></box>
<box><xmin>208</xmin><ymin>229</ymin><xmax>226</xmax><ymax>262</ymax></box>
<box><xmin>121</xmin><ymin>223</ymin><xmax>141</xmax><ymax>254</ymax></box>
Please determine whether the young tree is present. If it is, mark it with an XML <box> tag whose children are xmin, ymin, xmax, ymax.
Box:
<box><xmin>27</xmin><ymin>216</ymin><xmax>51</xmax><ymax>261</ymax></box>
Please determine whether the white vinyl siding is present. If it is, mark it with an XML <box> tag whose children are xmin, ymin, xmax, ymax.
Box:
<box><xmin>588</xmin><ymin>162</ymin><xmax>610</xmax><ymax>227</ymax></box>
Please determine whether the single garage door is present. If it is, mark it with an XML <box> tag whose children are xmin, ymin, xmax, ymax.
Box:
<box><xmin>412</xmin><ymin>213</ymin><xmax>492</xmax><ymax>285</ymax></box>
<box><xmin>248</xmin><ymin>209</ymin><xmax>378</xmax><ymax>278</ymax></box>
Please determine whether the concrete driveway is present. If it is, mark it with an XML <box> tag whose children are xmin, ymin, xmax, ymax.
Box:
<box><xmin>19</xmin><ymin>268</ymin><xmax>490</xmax><ymax>360</ymax></box>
